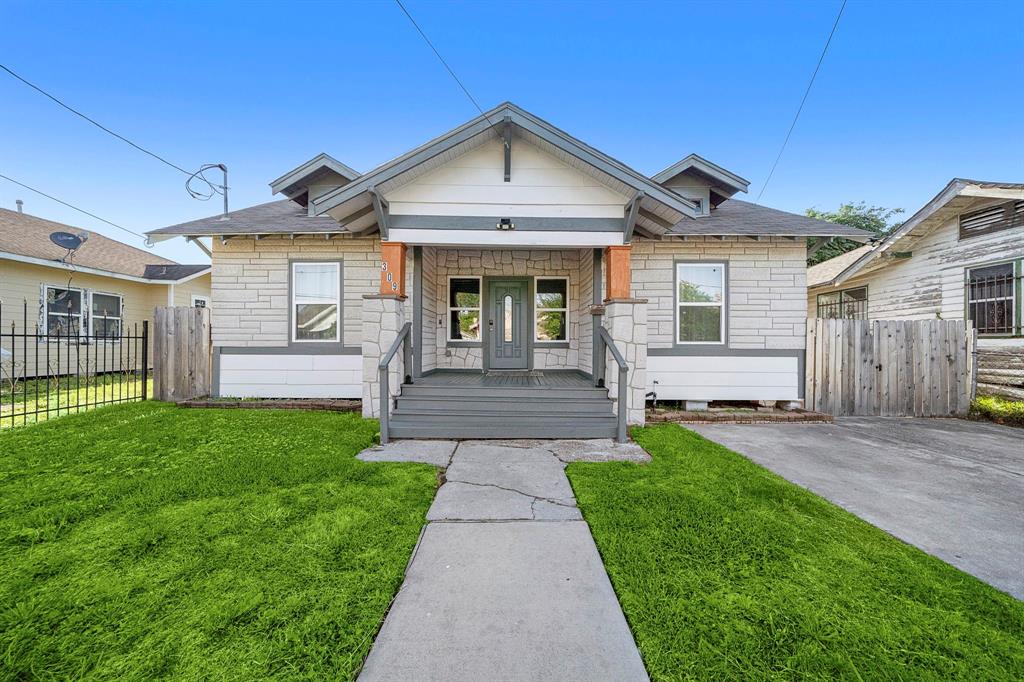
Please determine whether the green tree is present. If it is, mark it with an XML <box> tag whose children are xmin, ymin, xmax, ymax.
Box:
<box><xmin>805</xmin><ymin>202</ymin><xmax>904</xmax><ymax>265</ymax></box>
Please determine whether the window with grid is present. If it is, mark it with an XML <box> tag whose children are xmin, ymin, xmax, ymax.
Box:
<box><xmin>816</xmin><ymin>287</ymin><xmax>868</xmax><ymax>320</ymax></box>
<box><xmin>45</xmin><ymin>286</ymin><xmax>83</xmax><ymax>337</ymax></box>
<box><xmin>535</xmin><ymin>278</ymin><xmax>568</xmax><ymax>342</ymax></box>
<box><xmin>967</xmin><ymin>262</ymin><xmax>1018</xmax><ymax>335</ymax></box>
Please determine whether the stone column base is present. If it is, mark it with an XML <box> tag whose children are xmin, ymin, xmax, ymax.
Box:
<box><xmin>362</xmin><ymin>295</ymin><xmax>407</xmax><ymax>418</ymax></box>
<box><xmin>602</xmin><ymin>299</ymin><xmax>648</xmax><ymax>425</ymax></box>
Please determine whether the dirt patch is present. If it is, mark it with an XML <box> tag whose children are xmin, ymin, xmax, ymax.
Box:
<box><xmin>178</xmin><ymin>398</ymin><xmax>361</xmax><ymax>412</ymax></box>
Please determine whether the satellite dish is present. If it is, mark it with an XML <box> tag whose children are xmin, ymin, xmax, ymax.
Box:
<box><xmin>50</xmin><ymin>231</ymin><xmax>84</xmax><ymax>251</ymax></box>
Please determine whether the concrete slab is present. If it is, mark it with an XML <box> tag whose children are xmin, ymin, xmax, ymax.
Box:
<box><xmin>445</xmin><ymin>442</ymin><xmax>575</xmax><ymax>502</ymax></box>
<box><xmin>358</xmin><ymin>521</ymin><xmax>648</xmax><ymax>682</ymax></box>
<box><xmin>356</xmin><ymin>440</ymin><xmax>456</xmax><ymax>466</ymax></box>
<box><xmin>483</xmin><ymin>438</ymin><xmax>652</xmax><ymax>462</ymax></box>
<box><xmin>689</xmin><ymin>418</ymin><xmax>1024</xmax><ymax>599</ymax></box>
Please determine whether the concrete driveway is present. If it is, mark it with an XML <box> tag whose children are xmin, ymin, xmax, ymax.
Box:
<box><xmin>688</xmin><ymin>418</ymin><xmax>1023</xmax><ymax>599</ymax></box>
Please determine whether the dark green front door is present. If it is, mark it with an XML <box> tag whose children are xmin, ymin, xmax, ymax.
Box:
<box><xmin>487</xmin><ymin>279</ymin><xmax>529</xmax><ymax>370</ymax></box>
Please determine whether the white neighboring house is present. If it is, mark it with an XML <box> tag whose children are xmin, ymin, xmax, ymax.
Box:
<box><xmin>147</xmin><ymin>102</ymin><xmax>865</xmax><ymax>439</ymax></box>
<box><xmin>808</xmin><ymin>179</ymin><xmax>1024</xmax><ymax>350</ymax></box>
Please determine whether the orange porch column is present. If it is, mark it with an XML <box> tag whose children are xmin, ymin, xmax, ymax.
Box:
<box><xmin>380</xmin><ymin>242</ymin><xmax>408</xmax><ymax>297</ymax></box>
<box><xmin>604</xmin><ymin>245</ymin><xmax>632</xmax><ymax>301</ymax></box>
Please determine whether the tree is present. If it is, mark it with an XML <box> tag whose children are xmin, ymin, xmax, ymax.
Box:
<box><xmin>805</xmin><ymin>202</ymin><xmax>904</xmax><ymax>266</ymax></box>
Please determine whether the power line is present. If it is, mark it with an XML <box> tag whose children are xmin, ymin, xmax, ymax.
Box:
<box><xmin>393</xmin><ymin>0</ymin><xmax>504</xmax><ymax>135</ymax></box>
<box><xmin>0</xmin><ymin>172</ymin><xmax>146</xmax><ymax>241</ymax></box>
<box><xmin>0</xmin><ymin>63</ymin><xmax>193</xmax><ymax>176</ymax></box>
<box><xmin>757</xmin><ymin>0</ymin><xmax>847</xmax><ymax>202</ymax></box>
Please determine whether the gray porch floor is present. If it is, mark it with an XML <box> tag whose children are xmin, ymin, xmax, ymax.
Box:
<box><xmin>415</xmin><ymin>368</ymin><xmax>594</xmax><ymax>388</ymax></box>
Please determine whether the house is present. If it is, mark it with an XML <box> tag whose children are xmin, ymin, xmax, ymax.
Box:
<box><xmin>146</xmin><ymin>102</ymin><xmax>865</xmax><ymax>439</ymax></box>
<box><xmin>0</xmin><ymin>205</ymin><xmax>211</xmax><ymax>377</ymax></box>
<box><xmin>807</xmin><ymin>179</ymin><xmax>1024</xmax><ymax>349</ymax></box>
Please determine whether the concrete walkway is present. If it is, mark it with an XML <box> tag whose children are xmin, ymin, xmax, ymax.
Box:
<box><xmin>356</xmin><ymin>439</ymin><xmax>650</xmax><ymax>681</ymax></box>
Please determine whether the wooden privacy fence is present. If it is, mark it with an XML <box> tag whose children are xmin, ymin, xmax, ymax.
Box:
<box><xmin>806</xmin><ymin>319</ymin><xmax>976</xmax><ymax>417</ymax></box>
<box><xmin>153</xmin><ymin>306</ymin><xmax>211</xmax><ymax>402</ymax></box>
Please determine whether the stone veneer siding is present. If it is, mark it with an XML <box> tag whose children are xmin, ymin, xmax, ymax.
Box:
<box><xmin>428</xmin><ymin>248</ymin><xmax>595</xmax><ymax>370</ymax></box>
<box><xmin>632</xmin><ymin>237</ymin><xmax>807</xmax><ymax>350</ymax></box>
<box><xmin>602</xmin><ymin>300</ymin><xmax>648</xmax><ymax>425</ymax></box>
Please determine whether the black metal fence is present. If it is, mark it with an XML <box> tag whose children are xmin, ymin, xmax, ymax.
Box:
<box><xmin>1</xmin><ymin>299</ymin><xmax>149</xmax><ymax>428</ymax></box>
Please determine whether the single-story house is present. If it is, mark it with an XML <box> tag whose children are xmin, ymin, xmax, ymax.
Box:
<box><xmin>0</xmin><ymin>205</ymin><xmax>211</xmax><ymax>377</ymax></box>
<box><xmin>147</xmin><ymin>102</ymin><xmax>866</xmax><ymax>439</ymax></box>
<box><xmin>807</xmin><ymin>179</ymin><xmax>1024</xmax><ymax>349</ymax></box>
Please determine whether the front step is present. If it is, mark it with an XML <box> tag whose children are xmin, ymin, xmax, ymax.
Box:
<box><xmin>388</xmin><ymin>380</ymin><xmax>619</xmax><ymax>439</ymax></box>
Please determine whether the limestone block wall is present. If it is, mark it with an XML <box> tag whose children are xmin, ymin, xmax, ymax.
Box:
<box><xmin>602</xmin><ymin>300</ymin><xmax>647</xmax><ymax>425</ymax></box>
<box><xmin>361</xmin><ymin>296</ymin><xmax>407</xmax><ymax>418</ymax></box>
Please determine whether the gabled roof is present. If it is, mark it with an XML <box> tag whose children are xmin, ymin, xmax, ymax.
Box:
<box><xmin>653</xmin><ymin>153</ymin><xmax>750</xmax><ymax>204</ymax></box>
<box><xmin>310</xmin><ymin>102</ymin><xmax>701</xmax><ymax>232</ymax></box>
<box><xmin>668</xmin><ymin>200</ymin><xmax>872</xmax><ymax>239</ymax></box>
<box><xmin>146</xmin><ymin>199</ymin><xmax>340</xmax><ymax>241</ymax></box>
<box><xmin>0</xmin><ymin>207</ymin><xmax>208</xmax><ymax>281</ymax></box>
<box><xmin>807</xmin><ymin>244</ymin><xmax>876</xmax><ymax>288</ymax></box>
<box><xmin>269</xmin><ymin>153</ymin><xmax>360</xmax><ymax>201</ymax></box>
<box><xmin>819</xmin><ymin>178</ymin><xmax>1024</xmax><ymax>288</ymax></box>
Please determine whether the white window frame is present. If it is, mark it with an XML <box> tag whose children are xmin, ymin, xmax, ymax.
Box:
<box><xmin>89</xmin><ymin>291</ymin><xmax>123</xmax><ymax>342</ymax></box>
<box><xmin>44</xmin><ymin>285</ymin><xmax>85</xmax><ymax>340</ymax></box>
<box><xmin>291</xmin><ymin>261</ymin><xmax>341</xmax><ymax>343</ymax></box>
<box><xmin>447</xmin><ymin>275</ymin><xmax>482</xmax><ymax>343</ymax></box>
<box><xmin>675</xmin><ymin>262</ymin><xmax>726</xmax><ymax>345</ymax></box>
<box><xmin>191</xmin><ymin>294</ymin><xmax>210</xmax><ymax>309</ymax></box>
<box><xmin>534</xmin><ymin>276</ymin><xmax>569</xmax><ymax>343</ymax></box>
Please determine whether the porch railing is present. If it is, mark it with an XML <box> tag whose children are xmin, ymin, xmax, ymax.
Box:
<box><xmin>595</xmin><ymin>325</ymin><xmax>628</xmax><ymax>443</ymax></box>
<box><xmin>378</xmin><ymin>321</ymin><xmax>412</xmax><ymax>444</ymax></box>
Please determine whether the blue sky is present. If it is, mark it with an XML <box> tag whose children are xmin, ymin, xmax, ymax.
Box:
<box><xmin>1</xmin><ymin>0</ymin><xmax>1021</xmax><ymax>264</ymax></box>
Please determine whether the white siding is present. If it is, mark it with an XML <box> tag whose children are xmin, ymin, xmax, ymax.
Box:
<box><xmin>647</xmin><ymin>355</ymin><xmax>800</xmax><ymax>401</ymax></box>
<box><xmin>219</xmin><ymin>353</ymin><xmax>361</xmax><ymax>399</ymax></box>
<box><xmin>387</xmin><ymin>139</ymin><xmax>629</xmax><ymax>218</ymax></box>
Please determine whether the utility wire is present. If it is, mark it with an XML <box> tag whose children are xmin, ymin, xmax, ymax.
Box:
<box><xmin>757</xmin><ymin>0</ymin><xmax>847</xmax><ymax>202</ymax></box>
<box><xmin>393</xmin><ymin>0</ymin><xmax>505</xmax><ymax>138</ymax></box>
<box><xmin>0</xmin><ymin>173</ymin><xmax>146</xmax><ymax>240</ymax></box>
<box><xmin>0</xmin><ymin>63</ymin><xmax>193</xmax><ymax>176</ymax></box>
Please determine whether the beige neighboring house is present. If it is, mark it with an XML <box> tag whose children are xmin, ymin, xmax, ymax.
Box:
<box><xmin>0</xmin><ymin>206</ymin><xmax>210</xmax><ymax>377</ymax></box>
<box><xmin>808</xmin><ymin>179</ymin><xmax>1024</xmax><ymax>349</ymax></box>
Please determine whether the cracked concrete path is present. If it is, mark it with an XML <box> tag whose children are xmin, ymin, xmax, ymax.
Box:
<box><xmin>357</xmin><ymin>440</ymin><xmax>650</xmax><ymax>682</ymax></box>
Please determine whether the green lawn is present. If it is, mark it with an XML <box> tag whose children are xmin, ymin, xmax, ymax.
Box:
<box><xmin>0</xmin><ymin>403</ymin><xmax>437</xmax><ymax>680</ymax></box>
<box><xmin>567</xmin><ymin>424</ymin><xmax>1024</xmax><ymax>680</ymax></box>
<box><xmin>0</xmin><ymin>374</ymin><xmax>150</xmax><ymax>428</ymax></box>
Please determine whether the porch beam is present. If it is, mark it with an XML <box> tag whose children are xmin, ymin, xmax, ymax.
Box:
<box><xmin>369</xmin><ymin>187</ymin><xmax>390</xmax><ymax>240</ymax></box>
<box><xmin>623</xmin><ymin>191</ymin><xmax>644</xmax><ymax>244</ymax></box>
<box><xmin>380</xmin><ymin>241</ymin><xmax>407</xmax><ymax>297</ymax></box>
<box><xmin>503</xmin><ymin>115</ymin><xmax>512</xmax><ymax>182</ymax></box>
<box><xmin>604</xmin><ymin>245</ymin><xmax>632</xmax><ymax>301</ymax></box>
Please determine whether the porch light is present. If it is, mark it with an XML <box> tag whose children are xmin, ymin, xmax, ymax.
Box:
<box><xmin>496</xmin><ymin>218</ymin><xmax>515</xmax><ymax>231</ymax></box>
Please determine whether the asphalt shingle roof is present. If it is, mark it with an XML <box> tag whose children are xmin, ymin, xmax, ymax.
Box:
<box><xmin>670</xmin><ymin>200</ymin><xmax>871</xmax><ymax>238</ymax></box>
<box><xmin>146</xmin><ymin>200</ymin><xmax>339</xmax><ymax>237</ymax></box>
<box><xmin>807</xmin><ymin>244</ymin><xmax>876</xmax><ymax>288</ymax></box>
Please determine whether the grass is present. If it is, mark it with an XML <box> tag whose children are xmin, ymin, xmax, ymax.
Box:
<box><xmin>566</xmin><ymin>424</ymin><xmax>1024</xmax><ymax>680</ymax></box>
<box><xmin>0</xmin><ymin>402</ymin><xmax>438</xmax><ymax>680</ymax></box>
<box><xmin>971</xmin><ymin>395</ymin><xmax>1024</xmax><ymax>427</ymax></box>
<box><xmin>0</xmin><ymin>374</ymin><xmax>150</xmax><ymax>428</ymax></box>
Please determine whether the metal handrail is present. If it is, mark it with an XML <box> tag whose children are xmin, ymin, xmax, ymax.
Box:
<box><xmin>378</xmin><ymin>321</ymin><xmax>412</xmax><ymax>444</ymax></box>
<box><xmin>596</xmin><ymin>325</ymin><xmax>629</xmax><ymax>443</ymax></box>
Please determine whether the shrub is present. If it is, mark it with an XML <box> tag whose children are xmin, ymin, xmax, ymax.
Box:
<box><xmin>970</xmin><ymin>395</ymin><xmax>1024</xmax><ymax>427</ymax></box>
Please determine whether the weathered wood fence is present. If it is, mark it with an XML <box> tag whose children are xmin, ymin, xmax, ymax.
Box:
<box><xmin>153</xmin><ymin>306</ymin><xmax>211</xmax><ymax>402</ymax></box>
<box><xmin>806</xmin><ymin>319</ymin><xmax>976</xmax><ymax>417</ymax></box>
<box><xmin>976</xmin><ymin>347</ymin><xmax>1024</xmax><ymax>400</ymax></box>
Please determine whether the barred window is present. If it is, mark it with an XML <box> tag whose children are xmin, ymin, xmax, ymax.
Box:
<box><xmin>817</xmin><ymin>287</ymin><xmax>868</xmax><ymax>320</ymax></box>
<box><xmin>967</xmin><ymin>263</ymin><xmax>1017</xmax><ymax>335</ymax></box>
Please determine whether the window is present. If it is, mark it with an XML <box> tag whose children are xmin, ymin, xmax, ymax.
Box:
<box><xmin>191</xmin><ymin>295</ymin><xmax>209</xmax><ymax>309</ymax></box>
<box><xmin>967</xmin><ymin>262</ymin><xmax>1018</xmax><ymax>336</ymax></box>
<box><xmin>448</xmin><ymin>277</ymin><xmax>481</xmax><ymax>342</ymax></box>
<box><xmin>45</xmin><ymin>286</ymin><xmax>83</xmax><ymax>337</ymax></box>
<box><xmin>959</xmin><ymin>200</ymin><xmax>1024</xmax><ymax>240</ymax></box>
<box><xmin>676</xmin><ymin>263</ymin><xmax>725</xmax><ymax>344</ymax></box>
<box><xmin>816</xmin><ymin>286</ymin><xmax>868</xmax><ymax>320</ymax></box>
<box><xmin>535</xmin><ymin>277</ymin><xmax>567</xmax><ymax>342</ymax></box>
<box><xmin>91</xmin><ymin>292</ymin><xmax>122</xmax><ymax>339</ymax></box>
<box><xmin>292</xmin><ymin>262</ymin><xmax>340</xmax><ymax>342</ymax></box>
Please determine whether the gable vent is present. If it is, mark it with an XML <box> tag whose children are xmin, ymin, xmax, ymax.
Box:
<box><xmin>959</xmin><ymin>200</ymin><xmax>1024</xmax><ymax>240</ymax></box>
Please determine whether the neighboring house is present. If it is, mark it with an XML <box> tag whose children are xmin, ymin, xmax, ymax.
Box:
<box><xmin>808</xmin><ymin>179</ymin><xmax>1024</xmax><ymax>349</ymax></box>
<box><xmin>147</xmin><ymin>102</ymin><xmax>864</xmax><ymax>438</ymax></box>
<box><xmin>0</xmin><ymin>206</ymin><xmax>211</xmax><ymax>377</ymax></box>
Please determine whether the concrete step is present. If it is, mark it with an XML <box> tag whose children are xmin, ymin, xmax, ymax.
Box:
<box><xmin>387</xmin><ymin>418</ymin><xmax>619</xmax><ymax>440</ymax></box>
<box><xmin>400</xmin><ymin>384</ymin><xmax>608</xmax><ymax>400</ymax></box>
<box><xmin>395</xmin><ymin>398</ymin><xmax>615</xmax><ymax>415</ymax></box>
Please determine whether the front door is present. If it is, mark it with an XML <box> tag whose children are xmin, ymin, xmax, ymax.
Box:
<box><xmin>487</xmin><ymin>279</ymin><xmax>529</xmax><ymax>370</ymax></box>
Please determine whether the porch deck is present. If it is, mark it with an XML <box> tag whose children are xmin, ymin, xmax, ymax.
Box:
<box><xmin>390</xmin><ymin>370</ymin><xmax>619</xmax><ymax>439</ymax></box>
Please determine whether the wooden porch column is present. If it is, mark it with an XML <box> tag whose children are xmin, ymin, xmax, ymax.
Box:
<box><xmin>604</xmin><ymin>245</ymin><xmax>632</xmax><ymax>301</ymax></box>
<box><xmin>380</xmin><ymin>242</ymin><xmax>407</xmax><ymax>297</ymax></box>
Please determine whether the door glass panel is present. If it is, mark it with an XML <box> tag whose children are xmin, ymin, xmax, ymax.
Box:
<box><xmin>503</xmin><ymin>294</ymin><xmax>513</xmax><ymax>342</ymax></box>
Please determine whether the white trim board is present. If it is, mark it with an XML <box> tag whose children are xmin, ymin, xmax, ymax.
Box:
<box><xmin>218</xmin><ymin>353</ymin><xmax>361</xmax><ymax>399</ymax></box>
<box><xmin>388</xmin><ymin>229</ymin><xmax>622</xmax><ymax>247</ymax></box>
<box><xmin>647</xmin><ymin>355</ymin><xmax>800</xmax><ymax>401</ymax></box>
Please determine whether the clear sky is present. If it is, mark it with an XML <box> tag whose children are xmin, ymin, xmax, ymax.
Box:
<box><xmin>1</xmin><ymin>0</ymin><xmax>1021</xmax><ymax>264</ymax></box>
